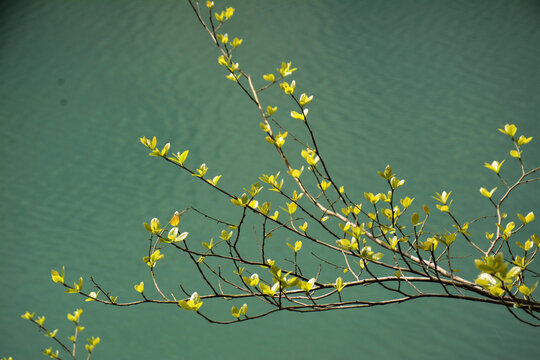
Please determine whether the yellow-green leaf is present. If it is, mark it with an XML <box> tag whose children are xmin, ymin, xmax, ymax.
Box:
<box><xmin>277</xmin><ymin>62</ymin><xmax>297</xmax><ymax>77</ymax></box>
<box><xmin>484</xmin><ymin>160</ymin><xmax>505</xmax><ymax>174</ymax></box>
<box><xmin>318</xmin><ymin>180</ymin><xmax>331</xmax><ymax>192</ymax></box>
<box><xmin>269</xmin><ymin>211</ymin><xmax>279</xmax><ymax>221</ymax></box>
<box><xmin>298</xmin><ymin>278</ymin><xmax>315</xmax><ymax>292</ymax></box>
<box><xmin>178</xmin><ymin>292</ymin><xmax>203</xmax><ymax>311</ymax></box>
<box><xmin>411</xmin><ymin>212</ymin><xmax>420</xmax><ymax>226</ymax></box>
<box><xmin>479</xmin><ymin>187</ymin><xmax>497</xmax><ymax>198</ymax></box>
<box><xmin>280</xmin><ymin>80</ymin><xmax>296</xmax><ymax>94</ymax></box>
<box><xmin>510</xmin><ymin>150</ymin><xmax>521</xmax><ymax>158</ymax></box>
<box><xmin>288</xmin><ymin>166</ymin><xmax>303</xmax><ymax>179</ymax></box>
<box><xmin>242</xmin><ymin>273</ymin><xmax>259</xmax><ymax>287</ymax></box>
<box><xmin>231</xmin><ymin>305</ymin><xmax>241</xmax><ymax>318</ymax></box>
<box><xmin>498</xmin><ymin>124</ymin><xmax>517</xmax><ymax>137</ymax></box>
<box><xmin>150</xmin><ymin>217</ymin><xmax>162</xmax><ymax>234</ymax></box>
<box><xmin>231</xmin><ymin>37</ymin><xmax>243</xmax><ymax>48</ymax></box>
<box><xmin>134</xmin><ymin>282</ymin><xmax>144</xmax><ymax>293</ymax></box>
<box><xmin>51</xmin><ymin>266</ymin><xmax>65</xmax><ymax>284</ymax></box>
<box><xmin>299</xmin><ymin>93</ymin><xmax>313</xmax><ymax>105</ymax></box>
<box><xmin>263</xmin><ymin>74</ymin><xmax>275</xmax><ymax>82</ymax></box>
<box><xmin>517</xmin><ymin>135</ymin><xmax>533</xmax><ymax>146</ymax></box>
<box><xmin>400</xmin><ymin>197</ymin><xmax>414</xmax><ymax>208</ymax></box>
<box><xmin>518</xmin><ymin>212</ymin><xmax>534</xmax><ymax>225</ymax></box>
<box><xmin>21</xmin><ymin>311</ymin><xmax>34</xmax><ymax>320</ymax></box>
<box><xmin>267</xmin><ymin>105</ymin><xmax>277</xmax><ymax>115</ymax></box>
<box><xmin>333</xmin><ymin>277</ymin><xmax>346</xmax><ymax>292</ymax></box>
<box><xmin>225</xmin><ymin>7</ymin><xmax>235</xmax><ymax>19</ymax></box>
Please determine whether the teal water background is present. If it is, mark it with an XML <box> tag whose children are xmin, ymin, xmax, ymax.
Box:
<box><xmin>1</xmin><ymin>0</ymin><xmax>539</xmax><ymax>358</ymax></box>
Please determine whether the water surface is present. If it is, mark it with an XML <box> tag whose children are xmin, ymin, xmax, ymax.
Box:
<box><xmin>1</xmin><ymin>0</ymin><xmax>539</xmax><ymax>358</ymax></box>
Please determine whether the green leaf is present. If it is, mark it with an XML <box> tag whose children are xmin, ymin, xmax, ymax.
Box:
<box><xmin>390</xmin><ymin>177</ymin><xmax>405</xmax><ymax>189</ymax></box>
<box><xmin>484</xmin><ymin>160</ymin><xmax>505</xmax><ymax>174</ymax></box>
<box><xmin>134</xmin><ymin>282</ymin><xmax>144</xmax><ymax>293</ymax></box>
<box><xmin>400</xmin><ymin>197</ymin><xmax>414</xmax><ymax>208</ymax></box>
<box><xmin>388</xmin><ymin>236</ymin><xmax>399</xmax><ymax>249</ymax></box>
<box><xmin>510</xmin><ymin>150</ymin><xmax>521</xmax><ymax>158</ymax></box>
<box><xmin>364</xmin><ymin>192</ymin><xmax>379</xmax><ymax>204</ymax></box>
<box><xmin>290</xmin><ymin>110</ymin><xmax>306</xmax><ymax>121</ymax></box>
<box><xmin>479</xmin><ymin>187</ymin><xmax>497</xmax><ymax>198</ymax></box>
<box><xmin>506</xmin><ymin>266</ymin><xmax>521</xmax><ymax>280</ymax></box>
<box><xmin>51</xmin><ymin>266</ymin><xmax>65</xmax><ymax>284</ymax></box>
<box><xmin>178</xmin><ymin>292</ymin><xmax>203</xmax><ymax>311</ymax></box>
<box><xmin>242</xmin><ymin>273</ymin><xmax>259</xmax><ymax>287</ymax></box>
<box><xmin>288</xmin><ymin>167</ymin><xmax>303</xmax><ymax>179</ymax></box>
<box><xmin>336</xmin><ymin>238</ymin><xmax>358</xmax><ymax>251</ymax></box>
<box><xmin>21</xmin><ymin>311</ymin><xmax>34</xmax><ymax>320</ymax></box>
<box><xmin>298</xmin><ymin>278</ymin><xmax>315</xmax><ymax>292</ymax></box>
<box><xmin>143</xmin><ymin>222</ymin><xmax>152</xmax><ymax>233</ymax></box>
<box><xmin>178</xmin><ymin>150</ymin><xmax>189</xmax><ymax>165</ymax></box>
<box><xmin>378</xmin><ymin>165</ymin><xmax>392</xmax><ymax>180</ymax></box>
<box><xmin>278</xmin><ymin>62</ymin><xmax>297</xmax><ymax>77</ymax></box>
<box><xmin>269</xmin><ymin>211</ymin><xmax>279</xmax><ymax>221</ymax></box>
<box><xmin>333</xmin><ymin>277</ymin><xmax>346</xmax><ymax>292</ymax></box>
<box><xmin>417</xmin><ymin>237</ymin><xmax>438</xmax><ymax>252</ymax></box>
<box><xmin>259</xmin><ymin>282</ymin><xmax>276</xmax><ymax>296</ymax></box>
<box><xmin>192</xmin><ymin>163</ymin><xmax>208</xmax><ymax>177</ymax></box>
<box><xmin>519</xmin><ymin>285</ymin><xmax>531</xmax><ymax>296</ymax></box>
<box><xmin>488</xmin><ymin>285</ymin><xmax>505</xmax><ymax>297</ymax></box>
<box><xmin>443</xmin><ymin>232</ymin><xmax>456</xmax><ymax>246</ymax></box>
<box><xmin>498</xmin><ymin>124</ymin><xmax>517</xmax><ymax>137</ymax></box>
<box><xmin>411</xmin><ymin>212</ymin><xmax>420</xmax><ymax>226</ymax></box>
<box><xmin>173</xmin><ymin>231</ymin><xmax>189</xmax><ymax>243</ymax></box>
<box><xmin>518</xmin><ymin>212</ymin><xmax>534</xmax><ymax>225</ymax></box>
<box><xmin>530</xmin><ymin>282</ymin><xmax>538</xmax><ymax>295</ymax></box>
<box><xmin>202</xmin><ymin>238</ymin><xmax>214</xmax><ymax>250</ymax></box>
<box><xmin>150</xmin><ymin>217</ymin><xmax>162</xmax><ymax>234</ymax></box>
<box><xmin>160</xmin><ymin>143</ymin><xmax>170</xmax><ymax>156</ymax></box>
<box><xmin>231</xmin><ymin>193</ymin><xmax>249</xmax><ymax>207</ymax></box>
<box><xmin>263</xmin><ymin>74</ymin><xmax>275</xmax><ymax>82</ymax></box>
<box><xmin>317</xmin><ymin>180</ymin><xmax>332</xmax><ymax>191</ymax></box>
<box><xmin>475</xmin><ymin>253</ymin><xmax>507</xmax><ymax>274</ymax></box>
<box><xmin>282</xmin><ymin>202</ymin><xmax>297</xmax><ymax>215</ymax></box>
<box><xmin>240</xmin><ymin>303</ymin><xmax>248</xmax><ymax>316</ymax></box>
<box><xmin>517</xmin><ymin>135</ymin><xmax>533</xmax><ymax>146</ymax></box>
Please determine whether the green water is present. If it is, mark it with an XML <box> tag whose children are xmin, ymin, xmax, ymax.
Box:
<box><xmin>1</xmin><ymin>0</ymin><xmax>539</xmax><ymax>358</ymax></box>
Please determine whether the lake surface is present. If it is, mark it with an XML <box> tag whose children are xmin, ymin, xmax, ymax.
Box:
<box><xmin>1</xmin><ymin>0</ymin><xmax>539</xmax><ymax>358</ymax></box>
